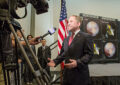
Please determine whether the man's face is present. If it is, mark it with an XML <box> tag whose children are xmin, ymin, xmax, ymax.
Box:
<box><xmin>42</xmin><ymin>40</ymin><xmax>46</xmax><ymax>46</ymax></box>
<box><xmin>68</xmin><ymin>16</ymin><xmax>80</xmax><ymax>32</ymax></box>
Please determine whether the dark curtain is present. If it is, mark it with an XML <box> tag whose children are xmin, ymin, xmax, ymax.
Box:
<box><xmin>91</xmin><ymin>76</ymin><xmax>120</xmax><ymax>85</ymax></box>
<box><xmin>51</xmin><ymin>71</ymin><xmax>120</xmax><ymax>85</ymax></box>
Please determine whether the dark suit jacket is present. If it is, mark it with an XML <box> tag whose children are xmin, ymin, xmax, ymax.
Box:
<box><xmin>37</xmin><ymin>46</ymin><xmax>51</xmax><ymax>68</ymax></box>
<box><xmin>54</xmin><ymin>31</ymin><xmax>93</xmax><ymax>85</ymax></box>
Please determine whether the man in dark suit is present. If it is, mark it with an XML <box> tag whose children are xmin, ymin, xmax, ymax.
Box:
<box><xmin>37</xmin><ymin>39</ymin><xmax>51</xmax><ymax>76</ymax></box>
<box><xmin>48</xmin><ymin>15</ymin><xmax>93</xmax><ymax>85</ymax></box>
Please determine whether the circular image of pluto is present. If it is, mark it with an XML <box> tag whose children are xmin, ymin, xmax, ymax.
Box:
<box><xmin>86</xmin><ymin>21</ymin><xmax>99</xmax><ymax>36</ymax></box>
<box><xmin>104</xmin><ymin>42</ymin><xmax>116</xmax><ymax>57</ymax></box>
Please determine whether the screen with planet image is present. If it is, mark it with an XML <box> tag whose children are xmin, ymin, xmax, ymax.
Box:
<box><xmin>101</xmin><ymin>20</ymin><xmax>118</xmax><ymax>40</ymax></box>
<box><xmin>103</xmin><ymin>41</ymin><xmax>118</xmax><ymax>60</ymax></box>
<box><xmin>80</xmin><ymin>14</ymin><xmax>119</xmax><ymax>63</ymax></box>
<box><xmin>83</xmin><ymin>17</ymin><xmax>102</xmax><ymax>39</ymax></box>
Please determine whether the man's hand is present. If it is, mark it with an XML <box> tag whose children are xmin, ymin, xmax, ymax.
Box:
<box><xmin>64</xmin><ymin>59</ymin><xmax>77</xmax><ymax>69</ymax></box>
<box><xmin>29</xmin><ymin>36</ymin><xmax>41</xmax><ymax>45</ymax></box>
<box><xmin>47</xmin><ymin>58</ymin><xmax>55</xmax><ymax>67</ymax></box>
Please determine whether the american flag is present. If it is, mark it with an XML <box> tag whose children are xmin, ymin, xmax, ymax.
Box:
<box><xmin>58</xmin><ymin>0</ymin><xmax>68</xmax><ymax>54</ymax></box>
<box><xmin>58</xmin><ymin>0</ymin><xmax>68</xmax><ymax>70</ymax></box>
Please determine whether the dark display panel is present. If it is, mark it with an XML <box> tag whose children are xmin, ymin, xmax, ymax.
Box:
<box><xmin>80</xmin><ymin>13</ymin><xmax>119</xmax><ymax>63</ymax></box>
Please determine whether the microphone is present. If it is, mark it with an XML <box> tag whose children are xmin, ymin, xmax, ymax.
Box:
<box><xmin>36</xmin><ymin>27</ymin><xmax>56</xmax><ymax>41</ymax></box>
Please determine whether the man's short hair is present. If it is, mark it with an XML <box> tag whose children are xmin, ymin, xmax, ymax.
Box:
<box><xmin>72</xmin><ymin>15</ymin><xmax>82</xmax><ymax>23</ymax></box>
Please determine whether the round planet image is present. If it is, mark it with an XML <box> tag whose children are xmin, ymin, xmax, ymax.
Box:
<box><xmin>104</xmin><ymin>42</ymin><xmax>116</xmax><ymax>57</ymax></box>
<box><xmin>86</xmin><ymin>21</ymin><xmax>99</xmax><ymax>36</ymax></box>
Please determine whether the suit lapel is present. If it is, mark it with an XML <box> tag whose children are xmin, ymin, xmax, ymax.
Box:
<box><xmin>65</xmin><ymin>36</ymin><xmax>70</xmax><ymax>51</ymax></box>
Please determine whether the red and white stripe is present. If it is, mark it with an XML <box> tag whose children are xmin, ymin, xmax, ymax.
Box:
<box><xmin>58</xmin><ymin>19</ymin><xmax>68</xmax><ymax>54</ymax></box>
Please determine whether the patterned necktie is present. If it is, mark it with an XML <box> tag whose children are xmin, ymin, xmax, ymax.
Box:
<box><xmin>69</xmin><ymin>33</ymin><xmax>74</xmax><ymax>45</ymax></box>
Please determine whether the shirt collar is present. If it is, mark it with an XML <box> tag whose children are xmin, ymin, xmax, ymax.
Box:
<box><xmin>72</xmin><ymin>29</ymin><xmax>80</xmax><ymax>38</ymax></box>
<box><xmin>42</xmin><ymin>45</ymin><xmax>45</xmax><ymax>48</ymax></box>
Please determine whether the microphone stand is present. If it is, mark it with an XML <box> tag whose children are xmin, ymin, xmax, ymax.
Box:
<box><xmin>49</xmin><ymin>40</ymin><xmax>57</xmax><ymax>47</ymax></box>
<box><xmin>50</xmin><ymin>69</ymin><xmax>64</xmax><ymax>85</ymax></box>
<box><xmin>50</xmin><ymin>45</ymin><xmax>57</xmax><ymax>51</ymax></box>
<box><xmin>43</xmin><ymin>40</ymin><xmax>57</xmax><ymax>52</ymax></box>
